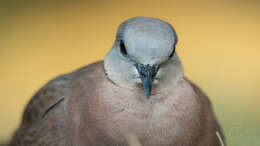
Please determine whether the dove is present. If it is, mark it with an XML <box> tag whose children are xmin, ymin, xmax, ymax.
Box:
<box><xmin>9</xmin><ymin>17</ymin><xmax>224</xmax><ymax>146</ymax></box>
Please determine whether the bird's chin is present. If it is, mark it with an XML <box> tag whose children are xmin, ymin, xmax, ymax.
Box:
<box><xmin>134</xmin><ymin>78</ymin><xmax>159</xmax><ymax>85</ymax></box>
<box><xmin>153</xmin><ymin>79</ymin><xmax>159</xmax><ymax>84</ymax></box>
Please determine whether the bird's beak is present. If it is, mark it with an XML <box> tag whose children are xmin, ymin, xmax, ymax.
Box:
<box><xmin>136</xmin><ymin>64</ymin><xmax>159</xmax><ymax>99</ymax></box>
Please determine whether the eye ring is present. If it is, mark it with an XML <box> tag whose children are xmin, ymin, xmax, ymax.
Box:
<box><xmin>169</xmin><ymin>45</ymin><xmax>175</xmax><ymax>58</ymax></box>
<box><xmin>120</xmin><ymin>40</ymin><xmax>128</xmax><ymax>56</ymax></box>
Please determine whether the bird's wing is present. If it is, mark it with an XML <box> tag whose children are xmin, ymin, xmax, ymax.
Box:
<box><xmin>10</xmin><ymin>74</ymin><xmax>71</xmax><ymax>146</ymax></box>
<box><xmin>185</xmin><ymin>77</ymin><xmax>225</xmax><ymax>146</ymax></box>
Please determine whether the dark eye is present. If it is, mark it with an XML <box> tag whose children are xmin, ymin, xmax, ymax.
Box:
<box><xmin>169</xmin><ymin>45</ymin><xmax>175</xmax><ymax>58</ymax></box>
<box><xmin>120</xmin><ymin>40</ymin><xmax>127</xmax><ymax>56</ymax></box>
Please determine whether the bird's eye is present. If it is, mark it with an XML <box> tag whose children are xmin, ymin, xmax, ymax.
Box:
<box><xmin>169</xmin><ymin>45</ymin><xmax>175</xmax><ymax>58</ymax></box>
<box><xmin>120</xmin><ymin>40</ymin><xmax>128</xmax><ymax>56</ymax></box>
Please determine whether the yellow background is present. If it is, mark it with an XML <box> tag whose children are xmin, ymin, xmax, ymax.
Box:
<box><xmin>1</xmin><ymin>0</ymin><xmax>260</xmax><ymax>145</ymax></box>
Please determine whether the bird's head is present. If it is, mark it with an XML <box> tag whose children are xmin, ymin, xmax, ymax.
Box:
<box><xmin>104</xmin><ymin>17</ymin><xmax>184</xmax><ymax>99</ymax></box>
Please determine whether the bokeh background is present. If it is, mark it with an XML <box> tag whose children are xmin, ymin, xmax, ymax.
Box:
<box><xmin>1</xmin><ymin>0</ymin><xmax>260</xmax><ymax>145</ymax></box>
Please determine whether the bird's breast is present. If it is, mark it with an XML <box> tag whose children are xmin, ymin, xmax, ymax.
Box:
<box><xmin>87</xmin><ymin>76</ymin><xmax>202</xmax><ymax>146</ymax></box>
<box><xmin>95</xmin><ymin>89</ymin><xmax>180</xmax><ymax>145</ymax></box>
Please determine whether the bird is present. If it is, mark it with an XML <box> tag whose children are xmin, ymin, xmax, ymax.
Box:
<box><xmin>9</xmin><ymin>17</ymin><xmax>225</xmax><ymax>146</ymax></box>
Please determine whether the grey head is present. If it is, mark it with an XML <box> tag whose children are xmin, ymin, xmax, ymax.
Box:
<box><xmin>104</xmin><ymin>17</ymin><xmax>184</xmax><ymax>99</ymax></box>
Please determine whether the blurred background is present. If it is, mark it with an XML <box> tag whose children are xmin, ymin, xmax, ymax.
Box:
<box><xmin>0</xmin><ymin>0</ymin><xmax>260</xmax><ymax>145</ymax></box>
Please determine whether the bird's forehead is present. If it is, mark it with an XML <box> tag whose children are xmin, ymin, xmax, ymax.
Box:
<box><xmin>122</xmin><ymin>19</ymin><xmax>175</xmax><ymax>64</ymax></box>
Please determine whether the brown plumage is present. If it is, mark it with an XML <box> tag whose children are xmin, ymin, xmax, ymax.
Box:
<box><xmin>10</xmin><ymin>17</ymin><xmax>224</xmax><ymax>146</ymax></box>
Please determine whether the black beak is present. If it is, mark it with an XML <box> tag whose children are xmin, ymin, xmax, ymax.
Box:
<box><xmin>136</xmin><ymin>64</ymin><xmax>159</xmax><ymax>99</ymax></box>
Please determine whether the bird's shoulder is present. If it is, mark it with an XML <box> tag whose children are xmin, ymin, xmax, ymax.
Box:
<box><xmin>181</xmin><ymin>77</ymin><xmax>215</xmax><ymax>113</ymax></box>
<box><xmin>183</xmin><ymin>77</ymin><xmax>212</xmax><ymax>107</ymax></box>
<box><xmin>9</xmin><ymin>73</ymin><xmax>71</xmax><ymax>145</ymax></box>
<box><xmin>21</xmin><ymin>74</ymin><xmax>70</xmax><ymax>128</ymax></box>
<box><xmin>21</xmin><ymin>61</ymin><xmax>104</xmax><ymax>127</ymax></box>
<box><xmin>184</xmin><ymin>77</ymin><xmax>225</xmax><ymax>145</ymax></box>
<box><xmin>10</xmin><ymin>61</ymin><xmax>104</xmax><ymax>145</ymax></box>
